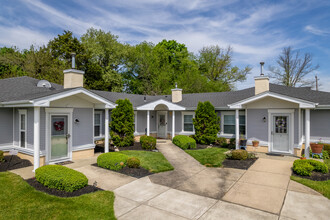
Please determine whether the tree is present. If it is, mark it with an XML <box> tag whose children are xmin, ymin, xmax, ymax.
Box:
<box><xmin>81</xmin><ymin>28</ymin><xmax>125</xmax><ymax>91</ymax></box>
<box><xmin>110</xmin><ymin>99</ymin><xmax>135</xmax><ymax>147</ymax></box>
<box><xmin>0</xmin><ymin>47</ymin><xmax>26</xmax><ymax>78</ymax></box>
<box><xmin>198</xmin><ymin>45</ymin><xmax>251</xmax><ymax>91</ymax></box>
<box><xmin>193</xmin><ymin>101</ymin><xmax>220</xmax><ymax>145</ymax></box>
<box><xmin>269</xmin><ymin>46</ymin><xmax>319</xmax><ymax>87</ymax></box>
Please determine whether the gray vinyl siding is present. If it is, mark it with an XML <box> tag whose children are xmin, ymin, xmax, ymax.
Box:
<box><xmin>294</xmin><ymin>109</ymin><xmax>299</xmax><ymax>145</ymax></box>
<box><xmin>136</xmin><ymin>111</ymin><xmax>147</xmax><ymax>133</ymax></box>
<box><xmin>40</xmin><ymin>108</ymin><xmax>46</xmax><ymax>151</ymax></box>
<box><xmin>0</xmin><ymin>108</ymin><xmax>13</xmax><ymax>146</ymax></box>
<box><xmin>310</xmin><ymin>109</ymin><xmax>330</xmax><ymax>142</ymax></box>
<box><xmin>72</xmin><ymin>108</ymin><xmax>94</xmax><ymax>148</ymax></box>
<box><xmin>246</xmin><ymin>109</ymin><xmax>268</xmax><ymax>143</ymax></box>
<box><xmin>175</xmin><ymin>111</ymin><xmax>182</xmax><ymax>132</ymax></box>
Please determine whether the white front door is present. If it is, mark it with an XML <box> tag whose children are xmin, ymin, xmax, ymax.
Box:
<box><xmin>157</xmin><ymin>111</ymin><xmax>167</xmax><ymax>138</ymax></box>
<box><xmin>272</xmin><ymin>114</ymin><xmax>290</xmax><ymax>152</ymax></box>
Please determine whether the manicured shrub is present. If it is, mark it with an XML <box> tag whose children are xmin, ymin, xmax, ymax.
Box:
<box><xmin>216</xmin><ymin>137</ymin><xmax>228</xmax><ymax>147</ymax></box>
<box><xmin>35</xmin><ymin>165</ymin><xmax>88</xmax><ymax>192</ymax></box>
<box><xmin>140</xmin><ymin>135</ymin><xmax>156</xmax><ymax>150</ymax></box>
<box><xmin>230</xmin><ymin>149</ymin><xmax>248</xmax><ymax>160</ymax></box>
<box><xmin>193</xmin><ymin>101</ymin><xmax>220</xmax><ymax>145</ymax></box>
<box><xmin>97</xmin><ymin>152</ymin><xmax>129</xmax><ymax>171</ymax></box>
<box><xmin>110</xmin><ymin>99</ymin><xmax>134</xmax><ymax>147</ymax></box>
<box><xmin>293</xmin><ymin>159</ymin><xmax>329</xmax><ymax>176</ymax></box>
<box><xmin>127</xmin><ymin>157</ymin><xmax>140</xmax><ymax>168</ymax></box>
<box><xmin>228</xmin><ymin>138</ymin><xmax>236</xmax><ymax>149</ymax></box>
<box><xmin>173</xmin><ymin>135</ymin><xmax>196</xmax><ymax>150</ymax></box>
<box><xmin>324</xmin><ymin>144</ymin><xmax>330</xmax><ymax>155</ymax></box>
<box><xmin>0</xmin><ymin>150</ymin><xmax>4</xmax><ymax>162</ymax></box>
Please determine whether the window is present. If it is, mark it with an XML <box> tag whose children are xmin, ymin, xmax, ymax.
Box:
<box><xmin>94</xmin><ymin>111</ymin><xmax>102</xmax><ymax>137</ymax></box>
<box><xmin>18</xmin><ymin>109</ymin><xmax>27</xmax><ymax>148</ymax></box>
<box><xmin>222</xmin><ymin>112</ymin><xmax>245</xmax><ymax>135</ymax></box>
<box><xmin>182</xmin><ymin>112</ymin><xmax>194</xmax><ymax>132</ymax></box>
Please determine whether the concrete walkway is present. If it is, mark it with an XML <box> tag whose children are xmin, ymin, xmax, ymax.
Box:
<box><xmin>8</xmin><ymin>142</ymin><xmax>330</xmax><ymax>219</ymax></box>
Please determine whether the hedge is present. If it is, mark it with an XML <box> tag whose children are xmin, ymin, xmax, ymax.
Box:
<box><xmin>97</xmin><ymin>152</ymin><xmax>129</xmax><ymax>171</ymax></box>
<box><xmin>324</xmin><ymin>144</ymin><xmax>330</xmax><ymax>155</ymax></box>
<box><xmin>140</xmin><ymin>135</ymin><xmax>156</xmax><ymax>150</ymax></box>
<box><xmin>0</xmin><ymin>150</ymin><xmax>4</xmax><ymax>162</ymax></box>
<box><xmin>173</xmin><ymin>135</ymin><xmax>196</xmax><ymax>150</ymax></box>
<box><xmin>293</xmin><ymin>159</ymin><xmax>329</xmax><ymax>176</ymax></box>
<box><xmin>35</xmin><ymin>165</ymin><xmax>88</xmax><ymax>192</ymax></box>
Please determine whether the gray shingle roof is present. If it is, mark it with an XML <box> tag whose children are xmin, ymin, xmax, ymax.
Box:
<box><xmin>1</xmin><ymin>76</ymin><xmax>330</xmax><ymax>107</ymax></box>
<box><xmin>0</xmin><ymin>76</ymin><xmax>66</xmax><ymax>102</ymax></box>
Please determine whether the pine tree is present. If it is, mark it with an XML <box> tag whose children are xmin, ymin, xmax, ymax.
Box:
<box><xmin>110</xmin><ymin>99</ymin><xmax>134</xmax><ymax>147</ymax></box>
<box><xmin>193</xmin><ymin>101</ymin><xmax>220</xmax><ymax>145</ymax></box>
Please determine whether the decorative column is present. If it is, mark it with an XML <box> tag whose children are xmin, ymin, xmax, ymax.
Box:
<box><xmin>235</xmin><ymin>109</ymin><xmax>239</xmax><ymax>150</ymax></box>
<box><xmin>33</xmin><ymin>107</ymin><xmax>40</xmax><ymax>172</ymax></box>
<box><xmin>104</xmin><ymin>108</ymin><xmax>109</xmax><ymax>153</ymax></box>
<box><xmin>305</xmin><ymin>109</ymin><xmax>310</xmax><ymax>159</ymax></box>
<box><xmin>147</xmin><ymin>110</ymin><xmax>150</xmax><ymax>136</ymax></box>
<box><xmin>172</xmin><ymin>111</ymin><xmax>175</xmax><ymax>139</ymax></box>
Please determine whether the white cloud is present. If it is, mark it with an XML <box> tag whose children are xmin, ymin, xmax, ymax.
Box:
<box><xmin>0</xmin><ymin>25</ymin><xmax>52</xmax><ymax>49</ymax></box>
<box><xmin>305</xmin><ymin>25</ymin><xmax>330</xmax><ymax>36</ymax></box>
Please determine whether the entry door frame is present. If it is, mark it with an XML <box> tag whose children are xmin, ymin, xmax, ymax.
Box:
<box><xmin>45</xmin><ymin>108</ymin><xmax>73</xmax><ymax>164</ymax></box>
<box><xmin>268</xmin><ymin>109</ymin><xmax>294</xmax><ymax>154</ymax></box>
<box><xmin>156</xmin><ymin>111</ymin><xmax>168</xmax><ymax>139</ymax></box>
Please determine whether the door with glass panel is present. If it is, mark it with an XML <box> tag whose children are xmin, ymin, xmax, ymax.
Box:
<box><xmin>50</xmin><ymin>115</ymin><xmax>69</xmax><ymax>161</ymax></box>
<box><xmin>272</xmin><ymin>114</ymin><xmax>290</xmax><ymax>152</ymax></box>
<box><xmin>157</xmin><ymin>112</ymin><xmax>167</xmax><ymax>138</ymax></box>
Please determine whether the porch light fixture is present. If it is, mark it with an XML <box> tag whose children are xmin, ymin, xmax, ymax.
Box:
<box><xmin>74</xmin><ymin>119</ymin><xmax>80</xmax><ymax>123</ymax></box>
<box><xmin>263</xmin><ymin>117</ymin><xmax>266</xmax><ymax>123</ymax></box>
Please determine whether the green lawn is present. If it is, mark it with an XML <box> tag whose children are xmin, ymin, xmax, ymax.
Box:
<box><xmin>290</xmin><ymin>175</ymin><xmax>330</xmax><ymax>199</ymax></box>
<box><xmin>185</xmin><ymin>147</ymin><xmax>228</xmax><ymax>167</ymax></box>
<box><xmin>120</xmin><ymin>150</ymin><xmax>174</xmax><ymax>173</ymax></box>
<box><xmin>0</xmin><ymin>172</ymin><xmax>116</xmax><ymax>219</ymax></box>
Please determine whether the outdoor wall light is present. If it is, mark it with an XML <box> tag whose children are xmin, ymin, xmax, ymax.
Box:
<box><xmin>263</xmin><ymin>117</ymin><xmax>266</xmax><ymax>123</ymax></box>
<box><xmin>74</xmin><ymin>119</ymin><xmax>80</xmax><ymax>123</ymax></box>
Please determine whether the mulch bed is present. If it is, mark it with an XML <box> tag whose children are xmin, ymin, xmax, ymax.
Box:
<box><xmin>26</xmin><ymin>178</ymin><xmax>103</xmax><ymax>197</ymax></box>
<box><xmin>92</xmin><ymin>163</ymin><xmax>153</xmax><ymax>178</ymax></box>
<box><xmin>292</xmin><ymin>171</ymin><xmax>330</xmax><ymax>181</ymax></box>
<box><xmin>0</xmin><ymin>155</ymin><xmax>33</xmax><ymax>172</ymax></box>
<box><xmin>222</xmin><ymin>158</ymin><xmax>258</xmax><ymax>170</ymax></box>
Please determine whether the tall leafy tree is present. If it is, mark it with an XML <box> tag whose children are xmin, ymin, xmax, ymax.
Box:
<box><xmin>0</xmin><ymin>47</ymin><xmax>26</xmax><ymax>78</ymax></box>
<box><xmin>193</xmin><ymin>101</ymin><xmax>220</xmax><ymax>145</ymax></box>
<box><xmin>81</xmin><ymin>28</ymin><xmax>124</xmax><ymax>91</ymax></box>
<box><xmin>198</xmin><ymin>45</ymin><xmax>251</xmax><ymax>91</ymax></box>
<box><xmin>110</xmin><ymin>99</ymin><xmax>135</xmax><ymax>147</ymax></box>
<box><xmin>269</xmin><ymin>46</ymin><xmax>319</xmax><ymax>87</ymax></box>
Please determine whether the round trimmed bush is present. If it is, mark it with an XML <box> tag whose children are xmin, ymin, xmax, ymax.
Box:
<box><xmin>231</xmin><ymin>149</ymin><xmax>248</xmax><ymax>160</ymax></box>
<box><xmin>127</xmin><ymin>157</ymin><xmax>140</xmax><ymax>168</ymax></box>
<box><xmin>35</xmin><ymin>165</ymin><xmax>88</xmax><ymax>192</ymax></box>
<box><xmin>140</xmin><ymin>135</ymin><xmax>156</xmax><ymax>150</ymax></box>
<box><xmin>293</xmin><ymin>159</ymin><xmax>329</xmax><ymax>176</ymax></box>
<box><xmin>97</xmin><ymin>152</ymin><xmax>129</xmax><ymax>171</ymax></box>
<box><xmin>173</xmin><ymin>135</ymin><xmax>196</xmax><ymax>150</ymax></box>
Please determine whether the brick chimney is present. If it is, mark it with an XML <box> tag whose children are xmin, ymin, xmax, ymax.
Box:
<box><xmin>255</xmin><ymin>62</ymin><xmax>269</xmax><ymax>95</ymax></box>
<box><xmin>171</xmin><ymin>83</ymin><xmax>182</xmax><ymax>103</ymax></box>
<box><xmin>63</xmin><ymin>53</ymin><xmax>84</xmax><ymax>89</ymax></box>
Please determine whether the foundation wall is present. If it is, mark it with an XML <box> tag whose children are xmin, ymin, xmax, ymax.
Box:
<box><xmin>4</xmin><ymin>151</ymin><xmax>45</xmax><ymax>166</ymax></box>
<box><xmin>72</xmin><ymin>149</ymin><xmax>94</xmax><ymax>160</ymax></box>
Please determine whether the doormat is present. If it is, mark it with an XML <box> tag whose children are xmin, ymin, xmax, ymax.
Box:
<box><xmin>56</xmin><ymin>161</ymin><xmax>74</xmax><ymax>165</ymax></box>
<box><xmin>266</xmin><ymin>153</ymin><xmax>284</xmax><ymax>157</ymax></box>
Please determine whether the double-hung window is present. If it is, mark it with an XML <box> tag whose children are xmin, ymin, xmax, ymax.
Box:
<box><xmin>18</xmin><ymin>109</ymin><xmax>27</xmax><ymax>148</ymax></box>
<box><xmin>94</xmin><ymin>111</ymin><xmax>102</xmax><ymax>137</ymax></box>
<box><xmin>222</xmin><ymin>112</ymin><xmax>246</xmax><ymax>135</ymax></box>
<box><xmin>182</xmin><ymin>112</ymin><xmax>194</xmax><ymax>132</ymax></box>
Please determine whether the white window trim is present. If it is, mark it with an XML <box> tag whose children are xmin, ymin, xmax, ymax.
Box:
<box><xmin>94</xmin><ymin>111</ymin><xmax>103</xmax><ymax>138</ymax></box>
<box><xmin>18</xmin><ymin>109</ymin><xmax>27</xmax><ymax>148</ymax></box>
<box><xmin>181</xmin><ymin>112</ymin><xmax>195</xmax><ymax>133</ymax></box>
<box><xmin>221</xmin><ymin>111</ymin><xmax>245</xmax><ymax>136</ymax></box>
<box><xmin>134</xmin><ymin>111</ymin><xmax>138</xmax><ymax>134</ymax></box>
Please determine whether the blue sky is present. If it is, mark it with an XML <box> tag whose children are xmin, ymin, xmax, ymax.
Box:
<box><xmin>1</xmin><ymin>0</ymin><xmax>330</xmax><ymax>91</ymax></box>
